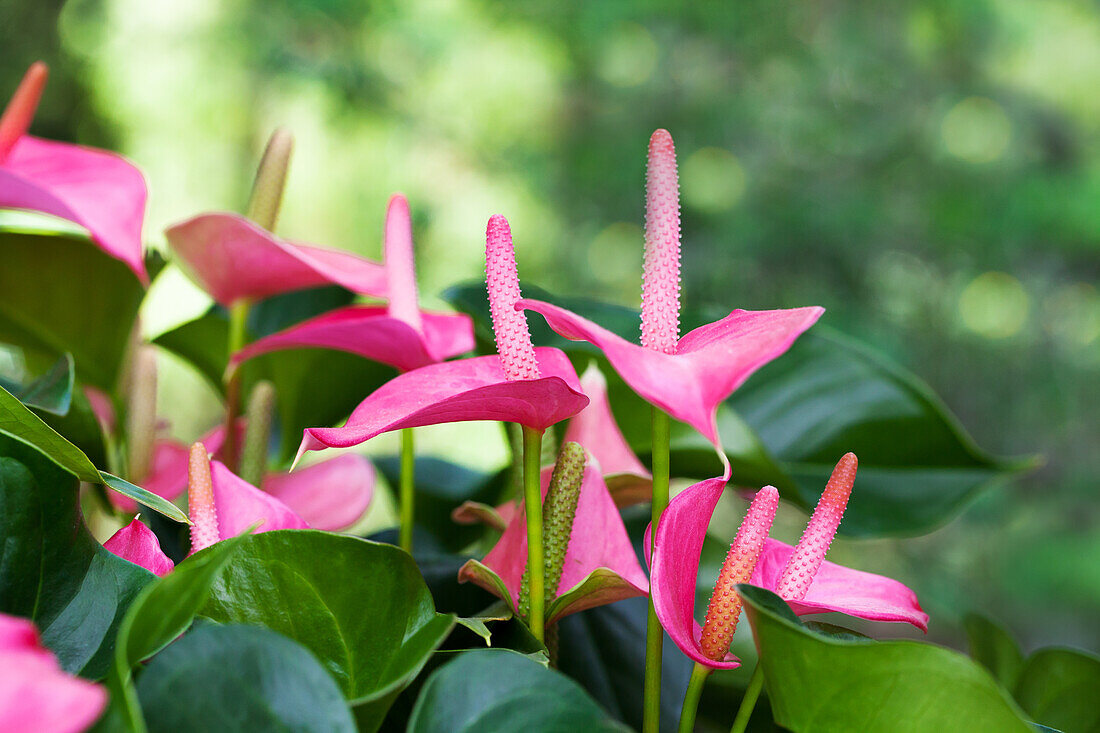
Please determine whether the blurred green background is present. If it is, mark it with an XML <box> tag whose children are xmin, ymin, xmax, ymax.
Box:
<box><xmin>3</xmin><ymin>0</ymin><xmax>1097</xmax><ymax>652</ymax></box>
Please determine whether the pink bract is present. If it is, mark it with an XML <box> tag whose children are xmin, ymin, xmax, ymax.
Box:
<box><xmin>0</xmin><ymin>64</ymin><xmax>148</xmax><ymax>283</ymax></box>
<box><xmin>0</xmin><ymin>613</ymin><xmax>107</xmax><ymax>733</ymax></box>
<box><xmin>209</xmin><ymin>460</ymin><xmax>309</xmax><ymax>541</ymax></box>
<box><xmin>520</xmin><ymin>299</ymin><xmax>823</xmax><ymax>448</ymax></box>
<box><xmin>459</xmin><ymin>463</ymin><xmax>649</xmax><ymax>625</ymax></box>
<box><xmin>165</xmin><ymin>212</ymin><xmax>387</xmax><ymax>305</ymax></box>
<box><xmin>104</xmin><ymin>518</ymin><xmax>175</xmax><ymax>577</ymax></box>
<box><xmin>299</xmin><ymin>346</ymin><xmax>588</xmax><ymax>456</ymax></box>
<box><xmin>229</xmin><ymin>305</ymin><xmax>474</xmax><ymax>374</ymax></box>
<box><xmin>262</xmin><ymin>454</ymin><xmax>374</xmax><ymax>531</ymax></box>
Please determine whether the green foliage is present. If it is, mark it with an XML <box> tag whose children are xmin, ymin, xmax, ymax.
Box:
<box><xmin>0</xmin><ymin>352</ymin><xmax>74</xmax><ymax>415</ymax></box>
<box><xmin>199</xmin><ymin>530</ymin><xmax>454</xmax><ymax>730</ymax></box>
<box><xmin>0</xmin><ymin>435</ymin><xmax>154</xmax><ymax>679</ymax></box>
<box><xmin>135</xmin><ymin>624</ymin><xmax>356</xmax><ymax>732</ymax></box>
<box><xmin>966</xmin><ymin>613</ymin><xmax>1026</xmax><ymax>690</ymax></box>
<box><xmin>740</xmin><ymin>585</ymin><xmax>1034</xmax><ymax>731</ymax></box>
<box><xmin>1015</xmin><ymin>648</ymin><xmax>1100</xmax><ymax>733</ymax></box>
<box><xmin>407</xmin><ymin>648</ymin><xmax>629</xmax><ymax>732</ymax></box>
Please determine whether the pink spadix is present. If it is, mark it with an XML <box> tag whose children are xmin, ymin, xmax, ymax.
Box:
<box><xmin>698</xmin><ymin>485</ymin><xmax>778</xmax><ymax>661</ymax></box>
<box><xmin>486</xmin><ymin>214</ymin><xmax>540</xmax><ymax>380</ymax></box>
<box><xmin>0</xmin><ymin>62</ymin><xmax>47</xmax><ymax>161</ymax></box>
<box><xmin>188</xmin><ymin>443</ymin><xmax>220</xmax><ymax>554</ymax></box>
<box><xmin>641</xmin><ymin>129</ymin><xmax>682</xmax><ymax>354</ymax></box>
<box><xmin>384</xmin><ymin>194</ymin><xmax>423</xmax><ymax>333</ymax></box>
<box><xmin>776</xmin><ymin>452</ymin><xmax>856</xmax><ymax>601</ymax></box>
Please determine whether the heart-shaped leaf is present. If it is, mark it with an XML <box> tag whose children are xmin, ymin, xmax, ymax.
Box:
<box><xmin>0</xmin><ymin>434</ymin><xmax>155</xmax><ymax>678</ymax></box>
<box><xmin>407</xmin><ymin>648</ymin><xmax>629</xmax><ymax>732</ymax></box>
<box><xmin>0</xmin><ymin>382</ymin><xmax>188</xmax><ymax>522</ymax></box>
<box><xmin>740</xmin><ymin>584</ymin><xmax>1033</xmax><ymax>731</ymax></box>
<box><xmin>135</xmin><ymin>624</ymin><xmax>355</xmax><ymax>732</ymax></box>
<box><xmin>199</xmin><ymin>530</ymin><xmax>454</xmax><ymax>730</ymax></box>
<box><xmin>1014</xmin><ymin>648</ymin><xmax>1100</xmax><ymax>733</ymax></box>
<box><xmin>0</xmin><ymin>220</ymin><xmax>145</xmax><ymax>390</ymax></box>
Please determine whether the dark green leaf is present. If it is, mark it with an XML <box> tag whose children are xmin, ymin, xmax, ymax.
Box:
<box><xmin>135</xmin><ymin>624</ymin><xmax>355</xmax><ymax>732</ymax></box>
<box><xmin>0</xmin><ymin>381</ymin><xmax>187</xmax><ymax>522</ymax></box>
<box><xmin>407</xmin><ymin>648</ymin><xmax>629</xmax><ymax>732</ymax></box>
<box><xmin>2</xmin><ymin>353</ymin><xmax>75</xmax><ymax>415</ymax></box>
<box><xmin>199</xmin><ymin>531</ymin><xmax>454</xmax><ymax>729</ymax></box>
<box><xmin>0</xmin><ymin>223</ymin><xmax>145</xmax><ymax>390</ymax></box>
<box><xmin>965</xmin><ymin>613</ymin><xmax>1025</xmax><ymax>690</ymax></box>
<box><xmin>740</xmin><ymin>584</ymin><xmax>1033</xmax><ymax>732</ymax></box>
<box><xmin>1015</xmin><ymin>648</ymin><xmax>1100</xmax><ymax>733</ymax></box>
<box><xmin>0</xmin><ymin>435</ymin><xmax>154</xmax><ymax>678</ymax></box>
<box><xmin>152</xmin><ymin>310</ymin><xmax>229</xmax><ymax>395</ymax></box>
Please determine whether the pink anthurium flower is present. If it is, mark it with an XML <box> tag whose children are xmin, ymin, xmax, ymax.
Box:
<box><xmin>564</xmin><ymin>362</ymin><xmax>651</xmax><ymax>506</ymax></box>
<box><xmin>0</xmin><ymin>613</ymin><xmax>107</xmax><ymax>733</ymax></box>
<box><xmin>297</xmin><ymin>215</ymin><xmax>588</xmax><ymax>459</ymax></box>
<box><xmin>0</xmin><ymin>63</ymin><xmax>148</xmax><ymax>283</ymax></box>
<box><xmin>459</xmin><ymin>448</ymin><xmax>648</xmax><ymax>625</ymax></box>
<box><xmin>228</xmin><ymin>194</ymin><xmax>474</xmax><ymax>373</ymax></box>
<box><xmin>187</xmin><ymin>443</ymin><xmax>308</xmax><ymax>554</ymax></box>
<box><xmin>104</xmin><ymin>518</ymin><xmax>175</xmax><ymax>577</ymax></box>
<box><xmin>520</xmin><ymin>130</ymin><xmax>822</xmax><ymax>449</ymax></box>
<box><xmin>261</xmin><ymin>454</ymin><xmax>374</xmax><ymax>532</ymax></box>
<box><xmin>649</xmin><ymin>454</ymin><xmax>927</xmax><ymax>669</ymax></box>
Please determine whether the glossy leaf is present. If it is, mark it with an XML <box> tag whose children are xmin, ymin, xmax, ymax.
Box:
<box><xmin>965</xmin><ymin>613</ymin><xmax>1025</xmax><ymax>690</ymax></box>
<box><xmin>135</xmin><ymin>624</ymin><xmax>355</xmax><ymax>732</ymax></box>
<box><xmin>0</xmin><ymin>381</ymin><xmax>188</xmax><ymax>522</ymax></box>
<box><xmin>0</xmin><ymin>352</ymin><xmax>73</xmax><ymax>415</ymax></box>
<box><xmin>741</xmin><ymin>585</ymin><xmax>1033</xmax><ymax>732</ymax></box>
<box><xmin>0</xmin><ymin>222</ymin><xmax>144</xmax><ymax>390</ymax></box>
<box><xmin>0</xmin><ymin>435</ymin><xmax>154</xmax><ymax>678</ymax></box>
<box><xmin>151</xmin><ymin>310</ymin><xmax>229</xmax><ymax>395</ymax></box>
<box><xmin>407</xmin><ymin>648</ymin><xmax>629</xmax><ymax>733</ymax></box>
<box><xmin>199</xmin><ymin>531</ymin><xmax>454</xmax><ymax>729</ymax></box>
<box><xmin>1014</xmin><ymin>648</ymin><xmax>1100</xmax><ymax>733</ymax></box>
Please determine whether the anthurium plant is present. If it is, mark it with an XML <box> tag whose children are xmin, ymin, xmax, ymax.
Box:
<box><xmin>0</xmin><ymin>63</ymin><xmax>1092</xmax><ymax>733</ymax></box>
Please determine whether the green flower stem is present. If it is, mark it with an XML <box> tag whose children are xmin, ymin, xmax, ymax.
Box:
<box><xmin>521</xmin><ymin>424</ymin><xmax>546</xmax><ymax>643</ymax></box>
<box><xmin>678</xmin><ymin>663</ymin><xmax>712</xmax><ymax>733</ymax></box>
<box><xmin>399</xmin><ymin>427</ymin><xmax>415</xmax><ymax>552</ymax></box>
<box><xmin>221</xmin><ymin>298</ymin><xmax>251</xmax><ymax>471</ymax></box>
<box><xmin>643</xmin><ymin>407</ymin><xmax>671</xmax><ymax>733</ymax></box>
<box><xmin>730</xmin><ymin>663</ymin><xmax>765</xmax><ymax>733</ymax></box>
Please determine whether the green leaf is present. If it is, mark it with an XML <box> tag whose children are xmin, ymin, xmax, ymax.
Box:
<box><xmin>135</xmin><ymin>624</ymin><xmax>356</xmax><ymax>732</ymax></box>
<box><xmin>0</xmin><ymin>435</ymin><xmax>155</xmax><ymax>678</ymax></box>
<box><xmin>152</xmin><ymin>310</ymin><xmax>230</xmax><ymax>395</ymax></box>
<box><xmin>965</xmin><ymin>613</ymin><xmax>1025</xmax><ymax>690</ymax></box>
<box><xmin>729</xmin><ymin>328</ymin><xmax>1036</xmax><ymax>535</ymax></box>
<box><xmin>407</xmin><ymin>648</ymin><xmax>629</xmax><ymax>732</ymax></box>
<box><xmin>740</xmin><ymin>584</ymin><xmax>1033</xmax><ymax>732</ymax></box>
<box><xmin>0</xmin><ymin>352</ymin><xmax>75</xmax><ymax>415</ymax></box>
<box><xmin>199</xmin><ymin>530</ymin><xmax>455</xmax><ymax>730</ymax></box>
<box><xmin>0</xmin><ymin>380</ymin><xmax>189</xmax><ymax>523</ymax></box>
<box><xmin>0</xmin><ymin>222</ymin><xmax>145</xmax><ymax>390</ymax></box>
<box><xmin>1015</xmin><ymin>648</ymin><xmax>1100</xmax><ymax>733</ymax></box>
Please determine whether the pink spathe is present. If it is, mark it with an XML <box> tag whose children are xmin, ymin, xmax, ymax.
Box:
<box><xmin>0</xmin><ymin>613</ymin><xmax>107</xmax><ymax>733</ymax></box>
<box><xmin>0</xmin><ymin>64</ymin><xmax>148</xmax><ymax>283</ymax></box>
<box><xmin>263</xmin><ymin>454</ymin><xmax>374</xmax><ymax>532</ymax></box>
<box><xmin>384</xmin><ymin>194</ymin><xmax>423</xmax><ymax>332</ymax></box>
<box><xmin>103</xmin><ymin>518</ymin><xmax>175</xmax><ymax>577</ymax></box>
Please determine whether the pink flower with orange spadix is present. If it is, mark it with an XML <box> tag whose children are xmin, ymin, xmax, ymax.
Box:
<box><xmin>520</xmin><ymin>129</ymin><xmax>823</xmax><ymax>451</ymax></box>
<box><xmin>165</xmin><ymin>129</ymin><xmax>387</xmax><ymax>307</ymax></box>
<box><xmin>458</xmin><ymin>442</ymin><xmax>649</xmax><ymax>626</ymax></box>
<box><xmin>186</xmin><ymin>443</ymin><xmax>308</xmax><ymax>554</ymax></box>
<box><xmin>0</xmin><ymin>613</ymin><xmax>107</xmax><ymax>733</ymax></box>
<box><xmin>228</xmin><ymin>194</ymin><xmax>474</xmax><ymax>373</ymax></box>
<box><xmin>104</xmin><ymin>518</ymin><xmax>175</xmax><ymax>577</ymax></box>
<box><xmin>0</xmin><ymin>62</ymin><xmax>148</xmax><ymax>283</ymax></box>
<box><xmin>297</xmin><ymin>215</ymin><xmax>588</xmax><ymax>456</ymax></box>
<box><xmin>749</xmin><ymin>453</ymin><xmax>928</xmax><ymax>628</ymax></box>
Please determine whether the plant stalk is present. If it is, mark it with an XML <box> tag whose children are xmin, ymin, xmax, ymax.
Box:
<box><xmin>399</xmin><ymin>427</ymin><xmax>415</xmax><ymax>552</ymax></box>
<box><xmin>221</xmin><ymin>298</ymin><xmax>250</xmax><ymax>470</ymax></box>
<box><xmin>521</xmin><ymin>425</ymin><xmax>546</xmax><ymax>643</ymax></box>
<box><xmin>678</xmin><ymin>663</ymin><xmax>711</xmax><ymax>733</ymax></box>
<box><xmin>643</xmin><ymin>407</ymin><xmax>672</xmax><ymax>733</ymax></box>
<box><xmin>730</xmin><ymin>663</ymin><xmax>765</xmax><ymax>733</ymax></box>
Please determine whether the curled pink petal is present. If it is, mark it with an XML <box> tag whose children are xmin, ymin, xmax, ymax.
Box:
<box><xmin>300</xmin><ymin>347</ymin><xmax>587</xmax><ymax>455</ymax></box>
<box><xmin>209</xmin><ymin>460</ymin><xmax>308</xmax><ymax>540</ymax></box>
<box><xmin>459</xmin><ymin>463</ymin><xmax>648</xmax><ymax>624</ymax></box>
<box><xmin>486</xmin><ymin>215</ymin><xmax>540</xmax><ymax>381</ymax></box>
<box><xmin>166</xmin><ymin>212</ymin><xmax>387</xmax><ymax>305</ymax></box>
<box><xmin>0</xmin><ymin>136</ymin><xmax>148</xmax><ymax>283</ymax></box>
<box><xmin>521</xmin><ymin>300</ymin><xmax>823</xmax><ymax>447</ymax></box>
<box><xmin>384</xmin><ymin>194</ymin><xmax>423</xmax><ymax>333</ymax></box>
<box><xmin>104</xmin><ymin>518</ymin><xmax>175</xmax><ymax>577</ymax></box>
<box><xmin>262</xmin><ymin>454</ymin><xmax>374</xmax><ymax>531</ymax></box>
<box><xmin>751</xmin><ymin>538</ymin><xmax>928</xmax><ymax>631</ymax></box>
<box><xmin>0</xmin><ymin>613</ymin><xmax>107</xmax><ymax>733</ymax></box>
<box><xmin>229</xmin><ymin>305</ymin><xmax>474</xmax><ymax>374</ymax></box>
<box><xmin>641</xmin><ymin>129</ymin><xmax>681</xmax><ymax>354</ymax></box>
